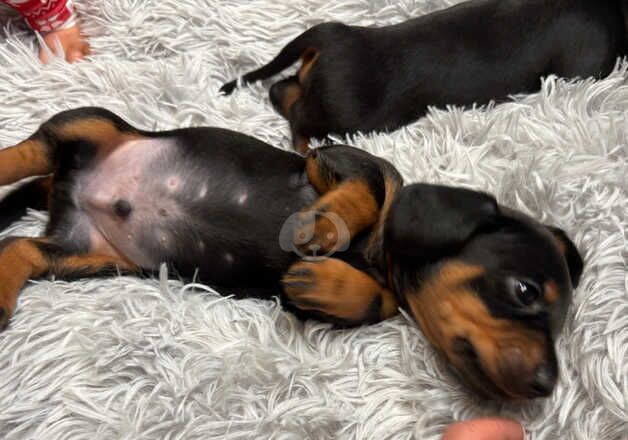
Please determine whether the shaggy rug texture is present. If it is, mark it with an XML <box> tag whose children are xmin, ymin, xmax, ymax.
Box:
<box><xmin>0</xmin><ymin>1</ymin><xmax>626</xmax><ymax>439</ymax></box>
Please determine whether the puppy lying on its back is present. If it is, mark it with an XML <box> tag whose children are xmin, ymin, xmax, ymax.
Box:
<box><xmin>0</xmin><ymin>108</ymin><xmax>582</xmax><ymax>400</ymax></box>
<box><xmin>221</xmin><ymin>0</ymin><xmax>628</xmax><ymax>152</ymax></box>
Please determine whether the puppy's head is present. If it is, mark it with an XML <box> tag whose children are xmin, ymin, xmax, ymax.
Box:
<box><xmin>384</xmin><ymin>184</ymin><xmax>582</xmax><ymax>400</ymax></box>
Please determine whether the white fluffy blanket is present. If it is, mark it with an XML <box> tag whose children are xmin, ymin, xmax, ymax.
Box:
<box><xmin>0</xmin><ymin>1</ymin><xmax>626</xmax><ymax>439</ymax></box>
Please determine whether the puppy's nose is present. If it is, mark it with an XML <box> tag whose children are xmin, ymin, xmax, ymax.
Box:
<box><xmin>528</xmin><ymin>363</ymin><xmax>557</xmax><ymax>397</ymax></box>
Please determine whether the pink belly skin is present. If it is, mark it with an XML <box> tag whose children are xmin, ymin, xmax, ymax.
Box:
<box><xmin>74</xmin><ymin>137</ymin><xmax>192</xmax><ymax>269</ymax></box>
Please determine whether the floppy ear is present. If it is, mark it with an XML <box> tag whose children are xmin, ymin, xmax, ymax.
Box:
<box><xmin>545</xmin><ymin>226</ymin><xmax>584</xmax><ymax>288</ymax></box>
<box><xmin>385</xmin><ymin>183</ymin><xmax>500</xmax><ymax>261</ymax></box>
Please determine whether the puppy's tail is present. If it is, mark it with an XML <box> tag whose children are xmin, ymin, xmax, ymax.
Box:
<box><xmin>219</xmin><ymin>22</ymin><xmax>342</xmax><ymax>95</ymax></box>
<box><xmin>0</xmin><ymin>177</ymin><xmax>50</xmax><ymax>232</ymax></box>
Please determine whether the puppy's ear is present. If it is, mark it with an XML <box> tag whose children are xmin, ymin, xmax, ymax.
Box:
<box><xmin>385</xmin><ymin>183</ymin><xmax>499</xmax><ymax>261</ymax></box>
<box><xmin>545</xmin><ymin>226</ymin><xmax>583</xmax><ymax>288</ymax></box>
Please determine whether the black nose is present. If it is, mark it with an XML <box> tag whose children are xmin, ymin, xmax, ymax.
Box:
<box><xmin>528</xmin><ymin>363</ymin><xmax>557</xmax><ymax>397</ymax></box>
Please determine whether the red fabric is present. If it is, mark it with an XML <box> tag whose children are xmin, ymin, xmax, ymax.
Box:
<box><xmin>3</xmin><ymin>0</ymin><xmax>75</xmax><ymax>32</ymax></box>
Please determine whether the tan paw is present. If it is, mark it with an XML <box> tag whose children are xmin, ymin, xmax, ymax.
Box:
<box><xmin>293</xmin><ymin>209</ymin><xmax>351</xmax><ymax>258</ymax></box>
<box><xmin>282</xmin><ymin>259</ymin><xmax>396</xmax><ymax>324</ymax></box>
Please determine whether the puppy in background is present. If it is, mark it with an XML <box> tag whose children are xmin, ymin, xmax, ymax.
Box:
<box><xmin>222</xmin><ymin>0</ymin><xmax>628</xmax><ymax>152</ymax></box>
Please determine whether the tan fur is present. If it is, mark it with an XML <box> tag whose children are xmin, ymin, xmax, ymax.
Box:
<box><xmin>406</xmin><ymin>261</ymin><xmax>546</xmax><ymax>393</ymax></box>
<box><xmin>297</xmin><ymin>179</ymin><xmax>379</xmax><ymax>254</ymax></box>
<box><xmin>0</xmin><ymin>139</ymin><xmax>51</xmax><ymax>185</ymax></box>
<box><xmin>298</xmin><ymin>48</ymin><xmax>320</xmax><ymax>84</ymax></box>
<box><xmin>57</xmin><ymin>118</ymin><xmax>141</xmax><ymax>157</ymax></box>
<box><xmin>283</xmin><ymin>258</ymin><xmax>397</xmax><ymax>322</ymax></box>
<box><xmin>277</xmin><ymin>82</ymin><xmax>304</xmax><ymax>118</ymax></box>
<box><xmin>0</xmin><ymin>237</ymin><xmax>137</xmax><ymax>328</ymax></box>
<box><xmin>366</xmin><ymin>175</ymin><xmax>403</xmax><ymax>266</ymax></box>
<box><xmin>0</xmin><ymin>239</ymin><xmax>49</xmax><ymax>317</ymax></box>
<box><xmin>305</xmin><ymin>153</ymin><xmax>332</xmax><ymax>193</ymax></box>
<box><xmin>544</xmin><ymin>280</ymin><xmax>560</xmax><ymax>304</ymax></box>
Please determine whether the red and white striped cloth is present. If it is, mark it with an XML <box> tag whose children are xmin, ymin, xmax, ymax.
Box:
<box><xmin>3</xmin><ymin>0</ymin><xmax>77</xmax><ymax>32</ymax></box>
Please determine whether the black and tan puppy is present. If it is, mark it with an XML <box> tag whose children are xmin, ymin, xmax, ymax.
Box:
<box><xmin>221</xmin><ymin>0</ymin><xmax>628</xmax><ymax>152</ymax></box>
<box><xmin>0</xmin><ymin>108</ymin><xmax>582</xmax><ymax>400</ymax></box>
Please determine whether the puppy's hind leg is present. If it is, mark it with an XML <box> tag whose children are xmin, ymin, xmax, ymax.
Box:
<box><xmin>0</xmin><ymin>136</ymin><xmax>52</xmax><ymax>186</ymax></box>
<box><xmin>269</xmin><ymin>77</ymin><xmax>311</xmax><ymax>154</ymax></box>
<box><xmin>0</xmin><ymin>236</ymin><xmax>138</xmax><ymax>331</ymax></box>
<box><xmin>0</xmin><ymin>107</ymin><xmax>141</xmax><ymax>187</ymax></box>
<box><xmin>289</xmin><ymin>100</ymin><xmax>312</xmax><ymax>155</ymax></box>
<box><xmin>269</xmin><ymin>76</ymin><xmax>303</xmax><ymax>118</ymax></box>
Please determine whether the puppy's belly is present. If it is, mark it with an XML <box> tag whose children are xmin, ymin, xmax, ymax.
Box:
<box><xmin>75</xmin><ymin>137</ymin><xmax>251</xmax><ymax>274</ymax></box>
<box><xmin>73</xmin><ymin>137</ymin><xmax>186</xmax><ymax>268</ymax></box>
<box><xmin>71</xmin><ymin>137</ymin><xmax>311</xmax><ymax>285</ymax></box>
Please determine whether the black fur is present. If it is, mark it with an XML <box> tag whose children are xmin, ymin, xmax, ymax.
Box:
<box><xmin>546</xmin><ymin>226</ymin><xmax>585</xmax><ymax>288</ymax></box>
<box><xmin>385</xmin><ymin>184</ymin><xmax>499</xmax><ymax>262</ymax></box>
<box><xmin>383</xmin><ymin>184</ymin><xmax>582</xmax><ymax>399</ymax></box>
<box><xmin>0</xmin><ymin>108</ymin><xmax>584</xmax><ymax>400</ymax></box>
<box><xmin>0</xmin><ymin>178</ymin><xmax>49</xmax><ymax>231</ymax></box>
<box><xmin>221</xmin><ymin>0</ymin><xmax>628</xmax><ymax>145</ymax></box>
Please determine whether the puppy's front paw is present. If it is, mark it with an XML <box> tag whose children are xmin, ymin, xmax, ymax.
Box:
<box><xmin>293</xmin><ymin>209</ymin><xmax>350</xmax><ymax>258</ymax></box>
<box><xmin>282</xmin><ymin>259</ymin><xmax>394</xmax><ymax>324</ymax></box>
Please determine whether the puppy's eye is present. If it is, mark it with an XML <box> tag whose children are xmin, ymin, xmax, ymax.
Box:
<box><xmin>514</xmin><ymin>280</ymin><xmax>541</xmax><ymax>306</ymax></box>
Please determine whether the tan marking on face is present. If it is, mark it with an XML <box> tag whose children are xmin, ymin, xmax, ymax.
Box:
<box><xmin>405</xmin><ymin>261</ymin><xmax>546</xmax><ymax>392</ymax></box>
<box><xmin>544</xmin><ymin>280</ymin><xmax>560</xmax><ymax>304</ymax></box>
<box><xmin>298</xmin><ymin>48</ymin><xmax>320</xmax><ymax>84</ymax></box>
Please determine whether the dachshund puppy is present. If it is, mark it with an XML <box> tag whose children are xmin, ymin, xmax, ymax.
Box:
<box><xmin>221</xmin><ymin>0</ymin><xmax>628</xmax><ymax>153</ymax></box>
<box><xmin>0</xmin><ymin>108</ymin><xmax>582</xmax><ymax>400</ymax></box>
